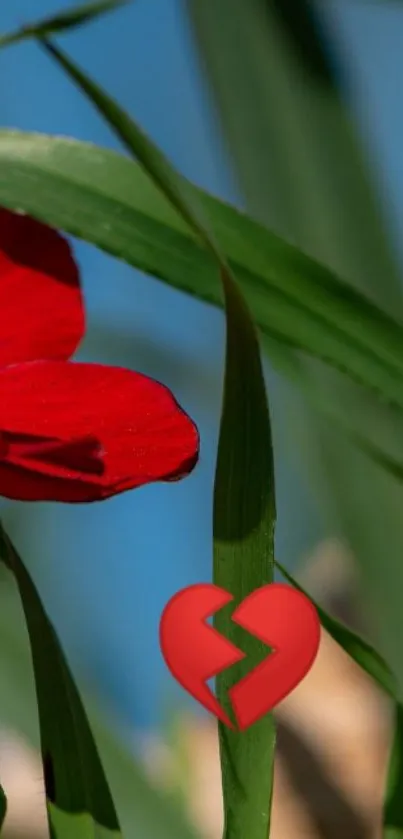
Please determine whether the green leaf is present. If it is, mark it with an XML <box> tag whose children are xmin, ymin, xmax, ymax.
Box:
<box><xmin>48</xmin><ymin>806</ymin><xmax>120</xmax><ymax>839</ymax></box>
<box><xmin>0</xmin><ymin>115</ymin><xmax>403</xmax><ymax>416</ymax></box>
<box><xmin>0</xmin><ymin>566</ymin><xmax>200</xmax><ymax>839</ymax></box>
<box><xmin>37</xmin><ymin>15</ymin><xmax>403</xmax><ymax>706</ymax></box>
<box><xmin>257</xmin><ymin>0</ymin><xmax>336</xmax><ymax>88</ymax></box>
<box><xmin>277</xmin><ymin>557</ymin><xmax>402</xmax><ymax>839</ymax></box>
<box><xmin>2</xmin><ymin>26</ymin><xmax>403</xmax><ymax>704</ymax></box>
<box><xmin>260</xmin><ymin>333</ymin><xmax>403</xmax><ymax>488</ymax></box>
<box><xmin>39</xmin><ymin>40</ymin><xmax>225</xmax><ymax>263</ymax></box>
<box><xmin>0</xmin><ymin>783</ymin><xmax>6</xmax><ymax>829</ymax></box>
<box><xmin>275</xmin><ymin>560</ymin><xmax>397</xmax><ymax>698</ymax></box>
<box><xmin>0</xmin><ymin>524</ymin><xmax>122</xmax><ymax>839</ymax></box>
<box><xmin>213</xmin><ymin>270</ymin><xmax>276</xmax><ymax>839</ymax></box>
<box><xmin>0</xmin><ymin>0</ymin><xmax>128</xmax><ymax>49</ymax></box>
<box><xmin>187</xmin><ymin>9</ymin><xmax>403</xmax><ymax>839</ymax></box>
<box><xmin>383</xmin><ymin>702</ymin><xmax>403</xmax><ymax>839</ymax></box>
<box><xmin>41</xmin><ymin>36</ymin><xmax>277</xmax><ymax>839</ymax></box>
<box><xmin>9</xmin><ymin>37</ymin><xmax>403</xmax><ymax>405</ymax></box>
<box><xmin>1</xmin><ymin>128</ymin><xmax>403</xmax><ymax>495</ymax></box>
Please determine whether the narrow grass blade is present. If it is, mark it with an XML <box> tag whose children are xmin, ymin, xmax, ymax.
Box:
<box><xmin>0</xmin><ymin>524</ymin><xmax>122</xmax><ymax>839</ymax></box>
<box><xmin>0</xmin><ymin>784</ymin><xmax>6</xmax><ymax>829</ymax></box>
<box><xmin>276</xmin><ymin>559</ymin><xmax>396</xmax><ymax>698</ymax></box>
<box><xmin>383</xmin><ymin>703</ymin><xmax>403</xmax><ymax>839</ymax></box>
<box><xmin>0</xmin><ymin>0</ymin><xmax>128</xmax><ymax>49</ymax></box>
<box><xmin>187</xmin><ymin>16</ymin><xmax>403</xmax><ymax>834</ymax></box>
<box><xmin>278</xmin><ymin>558</ymin><xmax>403</xmax><ymax>839</ymax></box>
<box><xmin>212</xmin><ymin>270</ymin><xmax>276</xmax><ymax>839</ymax></box>
<box><xmin>40</xmin><ymin>36</ymin><xmax>277</xmax><ymax>839</ymax></box>
<box><xmin>0</xmin><ymin>569</ymin><xmax>200</xmax><ymax>839</ymax></box>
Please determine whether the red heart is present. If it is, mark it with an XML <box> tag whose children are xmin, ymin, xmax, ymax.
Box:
<box><xmin>159</xmin><ymin>582</ymin><xmax>320</xmax><ymax>730</ymax></box>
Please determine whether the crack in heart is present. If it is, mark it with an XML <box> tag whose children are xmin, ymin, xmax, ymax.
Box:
<box><xmin>160</xmin><ymin>582</ymin><xmax>321</xmax><ymax>731</ymax></box>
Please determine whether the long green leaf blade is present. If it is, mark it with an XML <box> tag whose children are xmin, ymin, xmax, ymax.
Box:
<box><xmin>41</xmin><ymin>37</ymin><xmax>277</xmax><ymax>839</ymax></box>
<box><xmin>0</xmin><ymin>0</ymin><xmax>128</xmax><ymax>49</ymax></box>
<box><xmin>383</xmin><ymin>703</ymin><xmax>403</xmax><ymax>839</ymax></box>
<box><xmin>0</xmin><ymin>784</ymin><xmax>6</xmax><ymax>830</ymax></box>
<box><xmin>5</xmin><ymin>46</ymin><xmax>403</xmax><ymax>839</ymax></box>
<box><xmin>0</xmin><ymin>524</ymin><xmax>122</xmax><ymax>839</ymax></box>
<box><xmin>1</xmin><ymin>125</ymin><xmax>403</xmax><ymax>412</ymax></box>
<box><xmin>289</xmin><ymin>552</ymin><xmax>402</xmax><ymax>839</ymax></box>
<box><xmin>0</xmin><ymin>566</ymin><xmax>200</xmax><ymax>839</ymax></box>
<box><xmin>40</xmin><ymin>36</ymin><xmax>403</xmax><ymax>701</ymax></box>
<box><xmin>186</xmin><ymin>8</ymin><xmax>403</xmax><ymax>836</ymax></box>
<box><xmin>277</xmin><ymin>557</ymin><xmax>402</xmax><ymax>839</ymax></box>
<box><xmin>39</xmin><ymin>41</ymin><xmax>221</xmax><ymax>258</ymax></box>
<box><xmin>2</xmin><ymin>128</ymin><xmax>403</xmax><ymax>492</ymax></box>
<box><xmin>8</xmin><ymin>37</ymin><xmax>403</xmax><ymax>395</ymax></box>
<box><xmin>39</xmin><ymin>42</ymin><xmax>403</xmax><ymax>383</ymax></box>
<box><xmin>213</xmin><ymin>271</ymin><xmax>276</xmax><ymax>839</ymax></box>
<box><xmin>275</xmin><ymin>559</ymin><xmax>396</xmax><ymax>698</ymax></box>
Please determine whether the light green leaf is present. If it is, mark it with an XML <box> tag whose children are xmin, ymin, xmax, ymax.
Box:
<box><xmin>48</xmin><ymin>805</ymin><xmax>120</xmax><ymax>839</ymax></box>
<box><xmin>0</xmin><ymin>0</ymin><xmax>128</xmax><ymax>49</ymax></box>
<box><xmin>41</xmin><ymin>36</ymin><xmax>277</xmax><ymax>839</ymax></box>
<box><xmin>1</xmin><ymin>125</ymin><xmax>403</xmax><ymax>414</ymax></box>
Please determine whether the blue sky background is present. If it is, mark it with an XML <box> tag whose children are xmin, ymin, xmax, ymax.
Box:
<box><xmin>0</xmin><ymin>0</ymin><xmax>403</xmax><ymax>731</ymax></box>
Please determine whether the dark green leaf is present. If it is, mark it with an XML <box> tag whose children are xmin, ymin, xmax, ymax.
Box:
<box><xmin>262</xmin><ymin>0</ymin><xmax>336</xmax><ymax>86</ymax></box>
<box><xmin>0</xmin><ymin>783</ymin><xmax>6</xmax><ymax>829</ymax></box>
<box><xmin>41</xmin><ymin>37</ymin><xmax>277</xmax><ymax>839</ymax></box>
<box><xmin>39</xmin><ymin>39</ymin><xmax>222</xmax><ymax>260</ymax></box>
<box><xmin>277</xmin><ymin>560</ymin><xmax>402</xmax><ymax>839</ymax></box>
<box><xmin>0</xmin><ymin>0</ymin><xmax>128</xmax><ymax>50</ymax></box>
<box><xmin>0</xmin><ymin>564</ymin><xmax>199</xmax><ymax>839</ymax></box>
<box><xmin>383</xmin><ymin>702</ymin><xmax>403</xmax><ymax>839</ymax></box>
<box><xmin>0</xmin><ymin>523</ymin><xmax>122</xmax><ymax>839</ymax></box>
<box><xmin>276</xmin><ymin>560</ymin><xmax>396</xmax><ymax>698</ymax></box>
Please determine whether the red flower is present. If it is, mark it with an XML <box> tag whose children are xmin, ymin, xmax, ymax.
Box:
<box><xmin>0</xmin><ymin>209</ymin><xmax>199</xmax><ymax>502</ymax></box>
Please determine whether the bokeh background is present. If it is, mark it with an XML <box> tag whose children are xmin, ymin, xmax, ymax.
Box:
<box><xmin>1</xmin><ymin>1</ymin><xmax>403</xmax><ymax>837</ymax></box>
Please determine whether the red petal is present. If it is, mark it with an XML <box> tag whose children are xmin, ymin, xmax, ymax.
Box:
<box><xmin>0</xmin><ymin>209</ymin><xmax>84</xmax><ymax>365</ymax></box>
<box><xmin>0</xmin><ymin>360</ymin><xmax>199</xmax><ymax>502</ymax></box>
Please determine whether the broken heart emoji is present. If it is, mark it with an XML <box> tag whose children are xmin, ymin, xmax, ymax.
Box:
<box><xmin>159</xmin><ymin>582</ymin><xmax>320</xmax><ymax>730</ymax></box>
